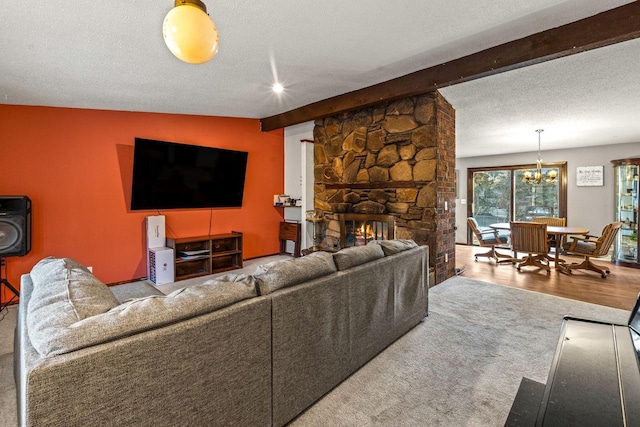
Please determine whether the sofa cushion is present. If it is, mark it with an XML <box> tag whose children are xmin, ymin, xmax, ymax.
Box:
<box><xmin>332</xmin><ymin>243</ymin><xmax>385</xmax><ymax>271</ymax></box>
<box><xmin>563</xmin><ymin>240</ymin><xmax>597</xmax><ymax>255</ymax></box>
<box><xmin>27</xmin><ymin>258</ymin><xmax>121</xmax><ymax>353</ymax></box>
<box><xmin>377</xmin><ymin>239</ymin><xmax>418</xmax><ymax>256</ymax></box>
<box><xmin>253</xmin><ymin>251</ymin><xmax>337</xmax><ymax>295</ymax></box>
<box><xmin>110</xmin><ymin>281</ymin><xmax>165</xmax><ymax>304</ymax></box>
<box><xmin>28</xmin><ymin>272</ymin><xmax>257</xmax><ymax>357</ymax></box>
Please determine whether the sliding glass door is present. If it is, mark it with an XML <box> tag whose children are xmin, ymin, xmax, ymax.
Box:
<box><xmin>467</xmin><ymin>163</ymin><xmax>567</xmax><ymax>244</ymax></box>
<box><xmin>471</xmin><ymin>170</ymin><xmax>512</xmax><ymax>228</ymax></box>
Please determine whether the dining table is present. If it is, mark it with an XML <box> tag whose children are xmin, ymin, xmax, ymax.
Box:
<box><xmin>489</xmin><ymin>222</ymin><xmax>590</xmax><ymax>266</ymax></box>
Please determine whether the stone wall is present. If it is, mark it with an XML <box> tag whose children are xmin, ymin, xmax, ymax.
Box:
<box><xmin>313</xmin><ymin>91</ymin><xmax>456</xmax><ymax>284</ymax></box>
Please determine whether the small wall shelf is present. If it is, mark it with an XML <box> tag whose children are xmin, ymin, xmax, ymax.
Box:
<box><xmin>167</xmin><ymin>232</ymin><xmax>243</xmax><ymax>281</ymax></box>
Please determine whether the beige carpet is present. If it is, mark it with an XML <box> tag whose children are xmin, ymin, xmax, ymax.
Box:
<box><xmin>0</xmin><ymin>276</ymin><xmax>631</xmax><ymax>427</ymax></box>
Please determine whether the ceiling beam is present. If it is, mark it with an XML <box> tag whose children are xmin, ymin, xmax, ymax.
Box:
<box><xmin>260</xmin><ymin>2</ymin><xmax>640</xmax><ymax>131</ymax></box>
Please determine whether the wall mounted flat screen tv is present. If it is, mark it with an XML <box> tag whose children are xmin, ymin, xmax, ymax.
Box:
<box><xmin>130</xmin><ymin>138</ymin><xmax>248</xmax><ymax>210</ymax></box>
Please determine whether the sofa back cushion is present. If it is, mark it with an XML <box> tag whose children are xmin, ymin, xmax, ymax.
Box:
<box><xmin>29</xmin><ymin>257</ymin><xmax>117</xmax><ymax>318</ymax></box>
<box><xmin>27</xmin><ymin>257</ymin><xmax>121</xmax><ymax>355</ymax></box>
<box><xmin>28</xmin><ymin>269</ymin><xmax>257</xmax><ymax>356</ymax></box>
<box><xmin>253</xmin><ymin>251</ymin><xmax>337</xmax><ymax>295</ymax></box>
<box><xmin>376</xmin><ymin>239</ymin><xmax>418</xmax><ymax>256</ymax></box>
<box><xmin>332</xmin><ymin>242</ymin><xmax>385</xmax><ymax>271</ymax></box>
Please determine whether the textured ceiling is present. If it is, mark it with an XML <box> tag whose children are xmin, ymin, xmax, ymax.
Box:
<box><xmin>440</xmin><ymin>37</ymin><xmax>640</xmax><ymax>157</ymax></box>
<box><xmin>0</xmin><ymin>0</ymin><xmax>637</xmax><ymax>157</ymax></box>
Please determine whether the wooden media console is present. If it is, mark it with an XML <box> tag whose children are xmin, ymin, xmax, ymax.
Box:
<box><xmin>167</xmin><ymin>232</ymin><xmax>243</xmax><ymax>281</ymax></box>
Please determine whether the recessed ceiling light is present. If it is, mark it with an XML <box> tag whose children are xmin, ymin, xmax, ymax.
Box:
<box><xmin>272</xmin><ymin>83</ymin><xmax>284</xmax><ymax>94</ymax></box>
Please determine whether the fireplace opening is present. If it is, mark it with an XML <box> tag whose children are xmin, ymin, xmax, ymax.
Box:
<box><xmin>339</xmin><ymin>214</ymin><xmax>395</xmax><ymax>248</ymax></box>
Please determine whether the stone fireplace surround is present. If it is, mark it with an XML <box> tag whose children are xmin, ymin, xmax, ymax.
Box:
<box><xmin>312</xmin><ymin>91</ymin><xmax>456</xmax><ymax>284</ymax></box>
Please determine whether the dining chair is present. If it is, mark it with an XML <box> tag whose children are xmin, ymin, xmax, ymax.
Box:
<box><xmin>531</xmin><ymin>216</ymin><xmax>566</xmax><ymax>252</ymax></box>
<box><xmin>467</xmin><ymin>217</ymin><xmax>512</xmax><ymax>264</ymax></box>
<box><xmin>510</xmin><ymin>221</ymin><xmax>551</xmax><ymax>274</ymax></box>
<box><xmin>531</xmin><ymin>216</ymin><xmax>566</xmax><ymax>226</ymax></box>
<box><xmin>560</xmin><ymin>222</ymin><xmax>622</xmax><ymax>278</ymax></box>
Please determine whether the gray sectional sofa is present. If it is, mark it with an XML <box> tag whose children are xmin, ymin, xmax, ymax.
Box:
<box><xmin>15</xmin><ymin>240</ymin><xmax>429</xmax><ymax>427</ymax></box>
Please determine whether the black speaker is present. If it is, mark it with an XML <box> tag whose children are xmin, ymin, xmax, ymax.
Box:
<box><xmin>0</xmin><ymin>196</ymin><xmax>31</xmax><ymax>257</ymax></box>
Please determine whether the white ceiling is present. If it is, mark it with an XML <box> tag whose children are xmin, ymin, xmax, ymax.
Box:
<box><xmin>1</xmin><ymin>0</ymin><xmax>637</xmax><ymax>157</ymax></box>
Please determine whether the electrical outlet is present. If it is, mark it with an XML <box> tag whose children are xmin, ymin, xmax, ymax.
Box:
<box><xmin>87</xmin><ymin>266</ymin><xmax>93</xmax><ymax>273</ymax></box>
<box><xmin>444</xmin><ymin>253</ymin><xmax>448</xmax><ymax>263</ymax></box>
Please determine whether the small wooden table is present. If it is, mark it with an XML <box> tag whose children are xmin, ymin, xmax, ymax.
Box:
<box><xmin>490</xmin><ymin>223</ymin><xmax>589</xmax><ymax>266</ymax></box>
<box><xmin>279</xmin><ymin>221</ymin><xmax>301</xmax><ymax>258</ymax></box>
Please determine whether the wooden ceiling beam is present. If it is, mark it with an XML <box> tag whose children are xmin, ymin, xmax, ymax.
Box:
<box><xmin>260</xmin><ymin>2</ymin><xmax>640</xmax><ymax>131</ymax></box>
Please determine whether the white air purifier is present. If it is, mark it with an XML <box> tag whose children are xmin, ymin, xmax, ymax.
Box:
<box><xmin>148</xmin><ymin>247</ymin><xmax>174</xmax><ymax>285</ymax></box>
<box><xmin>146</xmin><ymin>215</ymin><xmax>174</xmax><ymax>284</ymax></box>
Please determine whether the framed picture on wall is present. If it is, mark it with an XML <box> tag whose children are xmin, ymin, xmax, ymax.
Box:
<box><xmin>576</xmin><ymin>165</ymin><xmax>604</xmax><ymax>187</ymax></box>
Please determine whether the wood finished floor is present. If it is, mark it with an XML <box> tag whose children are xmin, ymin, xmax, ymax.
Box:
<box><xmin>455</xmin><ymin>244</ymin><xmax>640</xmax><ymax>311</ymax></box>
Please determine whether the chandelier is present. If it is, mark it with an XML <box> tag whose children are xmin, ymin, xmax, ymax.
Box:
<box><xmin>523</xmin><ymin>129</ymin><xmax>557</xmax><ymax>185</ymax></box>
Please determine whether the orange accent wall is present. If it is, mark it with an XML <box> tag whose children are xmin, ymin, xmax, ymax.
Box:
<box><xmin>0</xmin><ymin>105</ymin><xmax>284</xmax><ymax>301</ymax></box>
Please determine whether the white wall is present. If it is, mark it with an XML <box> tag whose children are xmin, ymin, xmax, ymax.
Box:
<box><xmin>283</xmin><ymin>121</ymin><xmax>314</xmax><ymax>249</ymax></box>
<box><xmin>455</xmin><ymin>141</ymin><xmax>640</xmax><ymax>243</ymax></box>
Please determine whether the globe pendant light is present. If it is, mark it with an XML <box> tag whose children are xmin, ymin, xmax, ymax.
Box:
<box><xmin>163</xmin><ymin>0</ymin><xmax>219</xmax><ymax>64</ymax></box>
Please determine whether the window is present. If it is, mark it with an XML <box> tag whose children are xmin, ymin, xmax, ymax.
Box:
<box><xmin>467</xmin><ymin>162</ymin><xmax>567</xmax><ymax>244</ymax></box>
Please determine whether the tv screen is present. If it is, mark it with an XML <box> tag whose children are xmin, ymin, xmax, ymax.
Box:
<box><xmin>130</xmin><ymin>138</ymin><xmax>248</xmax><ymax>210</ymax></box>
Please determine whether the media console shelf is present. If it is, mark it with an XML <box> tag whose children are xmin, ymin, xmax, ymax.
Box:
<box><xmin>167</xmin><ymin>232</ymin><xmax>243</xmax><ymax>281</ymax></box>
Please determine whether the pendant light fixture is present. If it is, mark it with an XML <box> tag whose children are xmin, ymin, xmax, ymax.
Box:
<box><xmin>524</xmin><ymin>129</ymin><xmax>557</xmax><ymax>185</ymax></box>
<box><xmin>163</xmin><ymin>0</ymin><xmax>219</xmax><ymax>64</ymax></box>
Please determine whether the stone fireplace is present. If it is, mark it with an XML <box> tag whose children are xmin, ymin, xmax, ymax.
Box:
<box><xmin>313</xmin><ymin>91</ymin><xmax>456</xmax><ymax>284</ymax></box>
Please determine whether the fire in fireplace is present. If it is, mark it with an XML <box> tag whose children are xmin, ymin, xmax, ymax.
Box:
<box><xmin>339</xmin><ymin>214</ymin><xmax>395</xmax><ymax>247</ymax></box>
